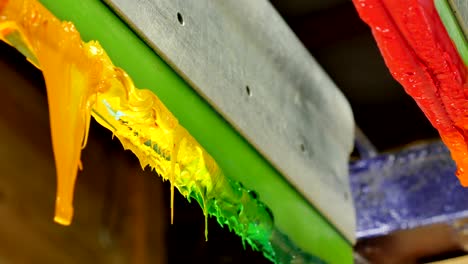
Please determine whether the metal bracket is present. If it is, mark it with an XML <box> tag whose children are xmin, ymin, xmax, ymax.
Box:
<box><xmin>103</xmin><ymin>0</ymin><xmax>356</xmax><ymax>241</ymax></box>
<box><xmin>351</xmin><ymin>141</ymin><xmax>468</xmax><ymax>239</ymax></box>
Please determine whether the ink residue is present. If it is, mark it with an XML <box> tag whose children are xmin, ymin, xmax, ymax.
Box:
<box><xmin>0</xmin><ymin>0</ymin><xmax>276</xmax><ymax>261</ymax></box>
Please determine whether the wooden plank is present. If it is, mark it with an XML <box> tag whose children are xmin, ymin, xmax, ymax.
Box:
<box><xmin>427</xmin><ymin>255</ymin><xmax>468</xmax><ymax>264</ymax></box>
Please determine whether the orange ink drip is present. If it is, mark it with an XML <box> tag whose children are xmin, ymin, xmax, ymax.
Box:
<box><xmin>0</xmin><ymin>0</ymin><xmax>97</xmax><ymax>225</ymax></box>
<box><xmin>0</xmin><ymin>0</ymin><xmax>221</xmax><ymax>231</ymax></box>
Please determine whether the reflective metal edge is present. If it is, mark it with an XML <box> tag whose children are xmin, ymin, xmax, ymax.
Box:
<box><xmin>104</xmin><ymin>0</ymin><xmax>356</xmax><ymax>242</ymax></box>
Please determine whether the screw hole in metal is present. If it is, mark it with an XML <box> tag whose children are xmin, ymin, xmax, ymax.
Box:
<box><xmin>177</xmin><ymin>12</ymin><xmax>184</xmax><ymax>25</ymax></box>
<box><xmin>246</xmin><ymin>85</ymin><xmax>251</xmax><ymax>96</ymax></box>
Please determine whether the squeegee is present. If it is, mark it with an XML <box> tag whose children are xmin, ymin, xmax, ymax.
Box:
<box><xmin>0</xmin><ymin>0</ymin><xmax>357</xmax><ymax>263</ymax></box>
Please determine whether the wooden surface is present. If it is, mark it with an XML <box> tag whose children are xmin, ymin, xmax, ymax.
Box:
<box><xmin>355</xmin><ymin>222</ymin><xmax>468</xmax><ymax>264</ymax></box>
<box><xmin>428</xmin><ymin>255</ymin><xmax>468</xmax><ymax>264</ymax></box>
<box><xmin>0</xmin><ymin>42</ymin><xmax>166</xmax><ymax>263</ymax></box>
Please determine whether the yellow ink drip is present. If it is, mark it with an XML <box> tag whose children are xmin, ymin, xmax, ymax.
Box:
<box><xmin>0</xmin><ymin>3</ymin><xmax>277</xmax><ymax>261</ymax></box>
<box><xmin>0</xmin><ymin>0</ymin><xmax>217</xmax><ymax>227</ymax></box>
<box><xmin>0</xmin><ymin>0</ymin><xmax>98</xmax><ymax>225</ymax></box>
<box><xmin>170</xmin><ymin>127</ymin><xmax>182</xmax><ymax>225</ymax></box>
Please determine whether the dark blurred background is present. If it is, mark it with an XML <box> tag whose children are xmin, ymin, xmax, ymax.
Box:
<box><xmin>271</xmin><ymin>0</ymin><xmax>438</xmax><ymax>151</ymax></box>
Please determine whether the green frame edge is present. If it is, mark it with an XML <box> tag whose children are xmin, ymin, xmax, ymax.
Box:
<box><xmin>435</xmin><ymin>0</ymin><xmax>468</xmax><ymax>67</ymax></box>
<box><xmin>38</xmin><ymin>0</ymin><xmax>353</xmax><ymax>263</ymax></box>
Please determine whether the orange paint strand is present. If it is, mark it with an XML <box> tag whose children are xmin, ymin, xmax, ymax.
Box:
<box><xmin>0</xmin><ymin>0</ymin><xmax>189</xmax><ymax>226</ymax></box>
<box><xmin>0</xmin><ymin>0</ymin><xmax>95</xmax><ymax>225</ymax></box>
<box><xmin>0</xmin><ymin>0</ymin><xmax>191</xmax><ymax>226</ymax></box>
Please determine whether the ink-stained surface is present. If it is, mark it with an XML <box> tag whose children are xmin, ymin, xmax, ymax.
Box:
<box><xmin>27</xmin><ymin>1</ymin><xmax>356</xmax><ymax>263</ymax></box>
<box><xmin>0</xmin><ymin>38</ymin><xmax>274</xmax><ymax>264</ymax></box>
<box><xmin>0</xmin><ymin>0</ymin><xmax>277</xmax><ymax>261</ymax></box>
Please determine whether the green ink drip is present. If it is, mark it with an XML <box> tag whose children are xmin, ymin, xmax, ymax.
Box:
<box><xmin>139</xmin><ymin>131</ymin><xmax>276</xmax><ymax>261</ymax></box>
